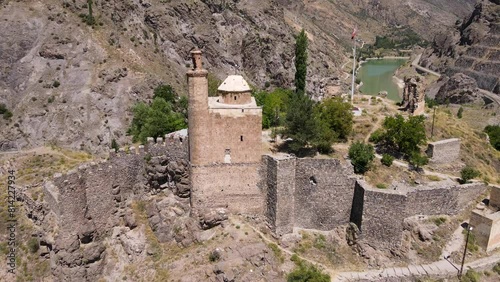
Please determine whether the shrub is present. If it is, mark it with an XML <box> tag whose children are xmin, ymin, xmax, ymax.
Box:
<box><xmin>153</xmin><ymin>84</ymin><xmax>176</xmax><ymax>104</ymax></box>
<box><xmin>208</xmin><ymin>250</ymin><xmax>221</xmax><ymax>262</ymax></box>
<box><xmin>460</xmin><ymin>167</ymin><xmax>481</xmax><ymax>184</ymax></box>
<box><xmin>376</xmin><ymin>183</ymin><xmax>387</xmax><ymax>189</ymax></box>
<box><xmin>369</xmin><ymin>129</ymin><xmax>384</xmax><ymax>143</ymax></box>
<box><xmin>27</xmin><ymin>238</ymin><xmax>39</xmax><ymax>254</ymax></box>
<box><xmin>462</xmin><ymin>269</ymin><xmax>480</xmax><ymax>282</ymax></box>
<box><xmin>53</xmin><ymin>80</ymin><xmax>60</xmax><ymax>88</ymax></box>
<box><xmin>111</xmin><ymin>139</ymin><xmax>119</xmax><ymax>152</ymax></box>
<box><xmin>348</xmin><ymin>141</ymin><xmax>375</xmax><ymax>174</ymax></box>
<box><xmin>287</xmin><ymin>260</ymin><xmax>330</xmax><ymax>282</ymax></box>
<box><xmin>457</xmin><ymin>106</ymin><xmax>463</xmax><ymax>119</ymax></box>
<box><xmin>381</xmin><ymin>154</ymin><xmax>394</xmax><ymax>167</ymax></box>
<box><xmin>493</xmin><ymin>262</ymin><xmax>500</xmax><ymax>274</ymax></box>
<box><xmin>0</xmin><ymin>103</ymin><xmax>13</xmax><ymax>120</ymax></box>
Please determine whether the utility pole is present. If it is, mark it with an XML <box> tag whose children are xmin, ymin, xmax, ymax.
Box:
<box><xmin>431</xmin><ymin>106</ymin><xmax>436</xmax><ymax>139</ymax></box>
<box><xmin>351</xmin><ymin>39</ymin><xmax>357</xmax><ymax>104</ymax></box>
<box><xmin>459</xmin><ymin>225</ymin><xmax>473</xmax><ymax>278</ymax></box>
<box><xmin>350</xmin><ymin>26</ymin><xmax>358</xmax><ymax>104</ymax></box>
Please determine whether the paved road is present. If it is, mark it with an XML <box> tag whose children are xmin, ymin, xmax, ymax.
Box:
<box><xmin>334</xmin><ymin>253</ymin><xmax>500</xmax><ymax>281</ymax></box>
<box><xmin>411</xmin><ymin>54</ymin><xmax>500</xmax><ymax>106</ymax></box>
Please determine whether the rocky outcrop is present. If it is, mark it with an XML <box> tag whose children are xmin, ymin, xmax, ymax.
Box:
<box><xmin>435</xmin><ymin>73</ymin><xmax>482</xmax><ymax>104</ymax></box>
<box><xmin>420</xmin><ymin>1</ymin><xmax>500</xmax><ymax>96</ymax></box>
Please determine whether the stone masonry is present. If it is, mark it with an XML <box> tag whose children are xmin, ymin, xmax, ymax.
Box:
<box><xmin>261</xmin><ymin>155</ymin><xmax>356</xmax><ymax>235</ymax></box>
<box><xmin>352</xmin><ymin>180</ymin><xmax>488</xmax><ymax>249</ymax></box>
<box><xmin>426</xmin><ymin>138</ymin><xmax>461</xmax><ymax>164</ymax></box>
<box><xmin>187</xmin><ymin>51</ymin><xmax>263</xmax><ymax>215</ymax></box>
<box><xmin>470</xmin><ymin>186</ymin><xmax>500</xmax><ymax>252</ymax></box>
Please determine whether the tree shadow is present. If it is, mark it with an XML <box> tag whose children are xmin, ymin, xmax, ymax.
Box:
<box><xmin>276</xmin><ymin>141</ymin><xmax>317</xmax><ymax>158</ymax></box>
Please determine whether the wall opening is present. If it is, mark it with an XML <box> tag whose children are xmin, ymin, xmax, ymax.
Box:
<box><xmin>234</xmin><ymin>96</ymin><xmax>237</xmax><ymax>100</ymax></box>
<box><xmin>240</xmin><ymin>136</ymin><xmax>244</xmax><ymax>141</ymax></box>
<box><xmin>224</xmin><ymin>149</ymin><xmax>231</xmax><ymax>163</ymax></box>
<box><xmin>309</xmin><ymin>176</ymin><xmax>317</xmax><ymax>186</ymax></box>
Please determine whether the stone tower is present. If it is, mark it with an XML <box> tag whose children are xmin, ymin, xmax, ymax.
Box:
<box><xmin>187</xmin><ymin>51</ymin><xmax>263</xmax><ymax>215</ymax></box>
<box><xmin>187</xmin><ymin>50</ymin><xmax>209</xmax><ymax>166</ymax></box>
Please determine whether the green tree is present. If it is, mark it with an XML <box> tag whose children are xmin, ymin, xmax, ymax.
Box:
<box><xmin>484</xmin><ymin>125</ymin><xmax>500</xmax><ymax>151</ymax></box>
<box><xmin>409</xmin><ymin>152</ymin><xmax>429</xmax><ymax>171</ymax></box>
<box><xmin>208</xmin><ymin>73</ymin><xmax>222</xmax><ymax>97</ymax></box>
<box><xmin>460</xmin><ymin>166</ymin><xmax>481</xmax><ymax>184</ymax></box>
<box><xmin>153</xmin><ymin>84</ymin><xmax>177</xmax><ymax>103</ymax></box>
<box><xmin>284</xmin><ymin>91</ymin><xmax>317</xmax><ymax>153</ymax></box>
<box><xmin>128</xmin><ymin>98</ymin><xmax>186</xmax><ymax>143</ymax></box>
<box><xmin>254</xmin><ymin>88</ymin><xmax>290</xmax><ymax>128</ymax></box>
<box><xmin>379</xmin><ymin>114</ymin><xmax>427</xmax><ymax>156</ymax></box>
<box><xmin>348</xmin><ymin>141</ymin><xmax>375</xmax><ymax>174</ymax></box>
<box><xmin>457</xmin><ymin>106</ymin><xmax>463</xmax><ymax>119</ymax></box>
<box><xmin>295</xmin><ymin>29</ymin><xmax>308</xmax><ymax>94</ymax></box>
<box><xmin>314</xmin><ymin>97</ymin><xmax>353</xmax><ymax>140</ymax></box>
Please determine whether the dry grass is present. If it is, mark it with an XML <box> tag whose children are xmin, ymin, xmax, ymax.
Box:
<box><xmin>426</xmin><ymin>106</ymin><xmax>500</xmax><ymax>184</ymax></box>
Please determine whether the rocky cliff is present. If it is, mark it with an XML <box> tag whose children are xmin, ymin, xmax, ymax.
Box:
<box><xmin>0</xmin><ymin>0</ymin><xmax>478</xmax><ymax>153</ymax></box>
<box><xmin>419</xmin><ymin>0</ymin><xmax>499</xmax><ymax>96</ymax></box>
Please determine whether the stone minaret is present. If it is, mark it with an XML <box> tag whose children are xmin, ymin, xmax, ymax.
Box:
<box><xmin>187</xmin><ymin>50</ymin><xmax>208</xmax><ymax>166</ymax></box>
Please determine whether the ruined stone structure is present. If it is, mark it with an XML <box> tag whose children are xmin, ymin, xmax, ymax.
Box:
<box><xmin>352</xmin><ymin>180</ymin><xmax>488</xmax><ymax>249</ymax></box>
<box><xmin>401</xmin><ymin>76</ymin><xmax>425</xmax><ymax>115</ymax></box>
<box><xmin>470</xmin><ymin>186</ymin><xmax>500</xmax><ymax>253</ymax></box>
<box><xmin>40</xmin><ymin>134</ymin><xmax>190</xmax><ymax>280</ymax></box>
<box><xmin>426</xmin><ymin>138</ymin><xmax>461</xmax><ymax>164</ymax></box>
<box><xmin>187</xmin><ymin>50</ymin><xmax>263</xmax><ymax>215</ymax></box>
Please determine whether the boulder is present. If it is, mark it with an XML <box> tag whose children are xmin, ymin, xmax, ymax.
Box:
<box><xmin>435</xmin><ymin>73</ymin><xmax>481</xmax><ymax>104</ymax></box>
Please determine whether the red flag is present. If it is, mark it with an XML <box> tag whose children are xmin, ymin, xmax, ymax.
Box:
<box><xmin>351</xmin><ymin>27</ymin><xmax>357</xmax><ymax>40</ymax></box>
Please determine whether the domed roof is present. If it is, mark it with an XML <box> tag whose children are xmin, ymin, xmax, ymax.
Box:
<box><xmin>218</xmin><ymin>75</ymin><xmax>251</xmax><ymax>93</ymax></box>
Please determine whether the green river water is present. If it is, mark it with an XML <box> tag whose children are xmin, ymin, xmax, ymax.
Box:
<box><xmin>358</xmin><ymin>59</ymin><xmax>408</xmax><ymax>102</ymax></box>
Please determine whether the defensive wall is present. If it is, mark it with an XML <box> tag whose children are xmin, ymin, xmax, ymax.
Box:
<box><xmin>261</xmin><ymin>155</ymin><xmax>356</xmax><ymax>235</ymax></box>
<box><xmin>352</xmin><ymin>180</ymin><xmax>488</xmax><ymax>249</ymax></box>
<box><xmin>426</xmin><ymin>138</ymin><xmax>461</xmax><ymax>164</ymax></box>
<box><xmin>42</xmin><ymin>134</ymin><xmax>188</xmax><ymax>242</ymax></box>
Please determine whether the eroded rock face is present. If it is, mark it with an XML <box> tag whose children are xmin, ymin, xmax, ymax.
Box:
<box><xmin>435</xmin><ymin>73</ymin><xmax>481</xmax><ymax>104</ymax></box>
<box><xmin>146</xmin><ymin>156</ymin><xmax>190</xmax><ymax>197</ymax></box>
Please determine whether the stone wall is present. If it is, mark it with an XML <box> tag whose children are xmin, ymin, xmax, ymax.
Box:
<box><xmin>190</xmin><ymin>163</ymin><xmax>263</xmax><ymax>215</ymax></box>
<box><xmin>294</xmin><ymin>159</ymin><xmax>356</xmax><ymax>231</ymax></box>
<box><xmin>262</xmin><ymin>155</ymin><xmax>356</xmax><ymax>235</ymax></box>
<box><xmin>355</xmin><ymin>181</ymin><xmax>408</xmax><ymax>249</ymax></box>
<box><xmin>426</xmin><ymin>138</ymin><xmax>461</xmax><ymax>164</ymax></box>
<box><xmin>355</xmin><ymin>180</ymin><xmax>488</xmax><ymax>248</ymax></box>
<box><xmin>43</xmin><ymin>134</ymin><xmax>189</xmax><ymax>240</ymax></box>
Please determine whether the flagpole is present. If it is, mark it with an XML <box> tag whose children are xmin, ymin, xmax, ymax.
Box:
<box><xmin>351</xmin><ymin>38</ymin><xmax>357</xmax><ymax>104</ymax></box>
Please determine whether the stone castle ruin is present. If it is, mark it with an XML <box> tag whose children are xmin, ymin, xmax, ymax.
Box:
<box><xmin>32</xmin><ymin>51</ymin><xmax>492</xmax><ymax>280</ymax></box>
<box><xmin>401</xmin><ymin>76</ymin><xmax>425</xmax><ymax>115</ymax></box>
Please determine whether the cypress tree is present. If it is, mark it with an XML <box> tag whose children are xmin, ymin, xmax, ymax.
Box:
<box><xmin>295</xmin><ymin>29</ymin><xmax>308</xmax><ymax>94</ymax></box>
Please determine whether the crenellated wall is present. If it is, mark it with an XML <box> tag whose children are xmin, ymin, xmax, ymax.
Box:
<box><xmin>43</xmin><ymin>134</ymin><xmax>189</xmax><ymax>240</ymax></box>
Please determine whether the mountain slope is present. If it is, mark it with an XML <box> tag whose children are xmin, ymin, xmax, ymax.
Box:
<box><xmin>0</xmin><ymin>0</ymin><xmax>479</xmax><ymax>153</ymax></box>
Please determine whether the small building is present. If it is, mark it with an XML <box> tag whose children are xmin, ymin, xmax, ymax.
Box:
<box><xmin>470</xmin><ymin>186</ymin><xmax>500</xmax><ymax>252</ymax></box>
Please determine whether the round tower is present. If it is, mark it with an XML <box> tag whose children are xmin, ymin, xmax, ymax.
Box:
<box><xmin>187</xmin><ymin>50</ymin><xmax>209</xmax><ymax>166</ymax></box>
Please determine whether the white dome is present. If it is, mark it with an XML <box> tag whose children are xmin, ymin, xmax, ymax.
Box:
<box><xmin>218</xmin><ymin>75</ymin><xmax>251</xmax><ymax>93</ymax></box>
